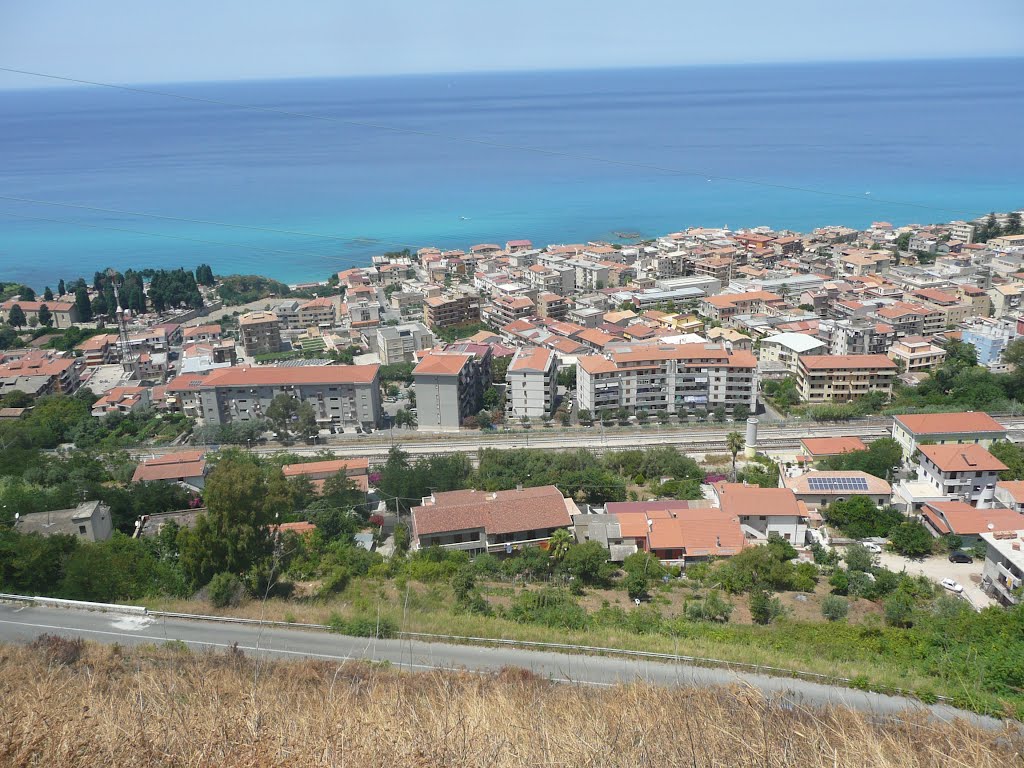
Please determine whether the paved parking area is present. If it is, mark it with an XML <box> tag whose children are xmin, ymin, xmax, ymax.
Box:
<box><xmin>875</xmin><ymin>551</ymin><xmax>994</xmax><ymax>609</ymax></box>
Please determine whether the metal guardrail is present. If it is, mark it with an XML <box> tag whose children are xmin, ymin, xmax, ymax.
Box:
<box><xmin>0</xmin><ymin>593</ymin><xmax>148</xmax><ymax>616</ymax></box>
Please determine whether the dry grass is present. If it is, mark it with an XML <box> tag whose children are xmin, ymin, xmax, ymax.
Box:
<box><xmin>0</xmin><ymin>640</ymin><xmax>1020</xmax><ymax>767</ymax></box>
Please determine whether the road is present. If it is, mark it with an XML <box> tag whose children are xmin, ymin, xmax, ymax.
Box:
<box><xmin>0</xmin><ymin>601</ymin><xmax>1001</xmax><ymax>729</ymax></box>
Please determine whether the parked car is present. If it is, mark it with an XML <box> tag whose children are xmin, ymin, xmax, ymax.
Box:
<box><xmin>948</xmin><ymin>550</ymin><xmax>973</xmax><ymax>564</ymax></box>
<box><xmin>862</xmin><ymin>542</ymin><xmax>883</xmax><ymax>554</ymax></box>
<box><xmin>940</xmin><ymin>578</ymin><xmax>964</xmax><ymax>594</ymax></box>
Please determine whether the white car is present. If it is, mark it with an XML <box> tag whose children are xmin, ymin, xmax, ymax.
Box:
<box><xmin>941</xmin><ymin>578</ymin><xmax>964</xmax><ymax>594</ymax></box>
<box><xmin>862</xmin><ymin>542</ymin><xmax>883</xmax><ymax>554</ymax></box>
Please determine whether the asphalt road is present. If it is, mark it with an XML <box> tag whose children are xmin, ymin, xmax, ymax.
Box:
<box><xmin>0</xmin><ymin>602</ymin><xmax>1002</xmax><ymax>729</ymax></box>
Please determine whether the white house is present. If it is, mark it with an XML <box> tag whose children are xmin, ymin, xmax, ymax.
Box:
<box><xmin>915</xmin><ymin>443</ymin><xmax>1007</xmax><ymax>508</ymax></box>
<box><xmin>713</xmin><ymin>483</ymin><xmax>810</xmax><ymax>545</ymax></box>
<box><xmin>891</xmin><ymin>412</ymin><xmax>1006</xmax><ymax>461</ymax></box>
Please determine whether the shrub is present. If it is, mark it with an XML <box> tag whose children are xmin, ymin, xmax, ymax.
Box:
<box><xmin>749</xmin><ymin>589</ymin><xmax>783</xmax><ymax>625</ymax></box>
<box><xmin>328</xmin><ymin>613</ymin><xmax>398</xmax><ymax>638</ymax></box>
<box><xmin>30</xmin><ymin>634</ymin><xmax>85</xmax><ymax>666</ymax></box>
<box><xmin>888</xmin><ymin>522</ymin><xmax>934</xmax><ymax>558</ymax></box>
<box><xmin>624</xmin><ymin>572</ymin><xmax>649</xmax><ymax>601</ymax></box>
<box><xmin>821</xmin><ymin>594</ymin><xmax>849</xmax><ymax>622</ymax></box>
<box><xmin>684</xmin><ymin>590</ymin><xmax>733</xmax><ymax>623</ymax></box>
<box><xmin>884</xmin><ymin>591</ymin><xmax>915</xmax><ymax>628</ymax></box>
<box><xmin>317</xmin><ymin>566</ymin><xmax>352</xmax><ymax>598</ymax></box>
<box><xmin>507</xmin><ymin>589</ymin><xmax>588</xmax><ymax>630</ymax></box>
<box><xmin>844</xmin><ymin>543</ymin><xmax>875</xmax><ymax>573</ymax></box>
<box><xmin>207</xmin><ymin>572</ymin><xmax>244</xmax><ymax>608</ymax></box>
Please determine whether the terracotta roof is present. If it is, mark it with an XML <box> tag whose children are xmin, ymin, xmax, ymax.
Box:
<box><xmin>715</xmin><ymin>483</ymin><xmax>803</xmax><ymax>517</ymax></box>
<box><xmin>0</xmin><ymin>299</ymin><xmax>75</xmax><ymax>312</ymax></box>
<box><xmin>922</xmin><ymin>501</ymin><xmax>1024</xmax><ymax>536</ymax></box>
<box><xmin>282</xmin><ymin>458</ymin><xmax>369</xmax><ymax>477</ymax></box>
<box><xmin>895</xmin><ymin>412</ymin><xmax>1005</xmax><ymax>436</ymax></box>
<box><xmin>412</xmin><ymin>485</ymin><xmax>574</xmax><ymax>538</ymax></box>
<box><xmin>509</xmin><ymin>347</ymin><xmax>554</xmax><ymax>373</ymax></box>
<box><xmin>183</xmin><ymin>324</ymin><xmax>222</xmax><ymax>337</ymax></box>
<box><xmin>997</xmin><ymin>481</ymin><xmax>1024</xmax><ymax>503</ymax></box>
<box><xmin>576</xmin><ymin>355</ymin><xmax>619</xmax><ymax>375</ymax></box>
<box><xmin>918</xmin><ymin>443</ymin><xmax>1007</xmax><ymax>473</ymax></box>
<box><xmin>133</xmin><ymin>450</ymin><xmax>207</xmax><ymax>483</ymax></box>
<box><xmin>271</xmin><ymin>522</ymin><xmax>317</xmax><ymax>535</ymax></box>
<box><xmin>784</xmin><ymin>471</ymin><xmax>890</xmax><ymax>496</ymax></box>
<box><xmin>799</xmin><ymin>354</ymin><xmax>896</xmax><ymax>371</ymax></box>
<box><xmin>577</xmin><ymin>328</ymin><xmax>616</xmax><ymax>348</ymax></box>
<box><xmin>76</xmin><ymin>334</ymin><xmax>119</xmax><ymax>351</ymax></box>
<box><xmin>413</xmin><ymin>353</ymin><xmax>472</xmax><ymax>376</ymax></box>
<box><xmin>800</xmin><ymin>437</ymin><xmax>867</xmax><ymax>457</ymax></box>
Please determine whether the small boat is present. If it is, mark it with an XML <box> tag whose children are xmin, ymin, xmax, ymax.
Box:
<box><xmin>460</xmin><ymin>216</ymin><xmax>471</xmax><ymax>220</ymax></box>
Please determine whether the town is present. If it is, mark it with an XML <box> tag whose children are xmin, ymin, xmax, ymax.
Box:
<box><xmin>4</xmin><ymin>210</ymin><xmax>1024</xmax><ymax>717</ymax></box>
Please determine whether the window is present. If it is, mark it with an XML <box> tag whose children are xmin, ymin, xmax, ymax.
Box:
<box><xmin>78</xmin><ymin>525</ymin><xmax>87</xmax><ymax>535</ymax></box>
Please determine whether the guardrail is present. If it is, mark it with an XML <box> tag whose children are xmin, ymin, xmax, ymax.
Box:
<box><xmin>0</xmin><ymin>593</ymin><xmax>148</xmax><ymax>616</ymax></box>
<box><xmin>0</xmin><ymin>595</ymin><xmax>956</xmax><ymax>707</ymax></box>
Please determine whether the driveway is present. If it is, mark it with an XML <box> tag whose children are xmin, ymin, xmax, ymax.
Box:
<box><xmin>875</xmin><ymin>551</ymin><xmax>994</xmax><ymax>609</ymax></box>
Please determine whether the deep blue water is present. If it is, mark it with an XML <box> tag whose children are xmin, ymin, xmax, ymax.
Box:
<box><xmin>1</xmin><ymin>58</ymin><xmax>1023</xmax><ymax>287</ymax></box>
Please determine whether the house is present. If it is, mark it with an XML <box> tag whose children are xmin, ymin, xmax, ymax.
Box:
<box><xmin>91</xmin><ymin>385</ymin><xmax>151</xmax><ymax>417</ymax></box>
<box><xmin>920</xmin><ymin>501</ymin><xmax>1024</xmax><ymax>547</ymax></box>
<box><xmin>713</xmin><ymin>483</ymin><xmax>810</xmax><ymax>544</ymax></box>
<box><xmin>609</xmin><ymin>502</ymin><xmax>745</xmax><ymax>563</ymax></box>
<box><xmin>782</xmin><ymin>471</ymin><xmax>891</xmax><ymax>511</ymax></box>
<box><xmin>994</xmin><ymin>481</ymin><xmax>1024</xmax><ymax>513</ymax></box>
<box><xmin>14</xmin><ymin>500</ymin><xmax>113</xmax><ymax>542</ymax></box>
<box><xmin>980</xmin><ymin>529</ymin><xmax>1024</xmax><ymax>605</ymax></box>
<box><xmin>758</xmin><ymin>332</ymin><xmax>826</xmax><ymax>376</ymax></box>
<box><xmin>891</xmin><ymin>412</ymin><xmax>1006</xmax><ymax>460</ymax></box>
<box><xmin>799</xmin><ymin>437</ymin><xmax>867</xmax><ymax>462</ymax></box>
<box><xmin>0</xmin><ymin>299</ymin><xmax>79</xmax><ymax>328</ymax></box>
<box><xmin>915</xmin><ymin>443</ymin><xmax>1007</xmax><ymax>507</ymax></box>
<box><xmin>133</xmin><ymin>450</ymin><xmax>207</xmax><ymax>490</ymax></box>
<box><xmin>281</xmin><ymin>457</ymin><xmax>370</xmax><ymax>493</ymax></box>
<box><xmin>887</xmin><ymin>337</ymin><xmax>946</xmax><ymax>374</ymax></box>
<box><xmin>410</xmin><ymin>485</ymin><xmax>577</xmax><ymax>554</ymax></box>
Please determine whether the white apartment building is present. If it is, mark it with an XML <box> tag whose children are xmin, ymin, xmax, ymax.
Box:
<box><xmin>758</xmin><ymin>332</ymin><xmax>826</xmax><ymax>376</ymax></box>
<box><xmin>375</xmin><ymin>323</ymin><xmax>435</xmax><ymax>364</ymax></box>
<box><xmin>915</xmin><ymin>443</ymin><xmax>1007</xmax><ymax>508</ymax></box>
<box><xmin>506</xmin><ymin>347</ymin><xmax>557</xmax><ymax>420</ymax></box>
<box><xmin>576</xmin><ymin>343</ymin><xmax>757</xmax><ymax>416</ymax></box>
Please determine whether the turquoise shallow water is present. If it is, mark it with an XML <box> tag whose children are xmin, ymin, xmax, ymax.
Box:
<box><xmin>1</xmin><ymin>58</ymin><xmax>1022</xmax><ymax>287</ymax></box>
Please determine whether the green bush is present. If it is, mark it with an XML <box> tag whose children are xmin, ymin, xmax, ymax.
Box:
<box><xmin>327</xmin><ymin>613</ymin><xmax>398</xmax><ymax>638</ymax></box>
<box><xmin>749</xmin><ymin>589</ymin><xmax>784</xmax><ymax>625</ymax></box>
<box><xmin>207</xmin><ymin>572</ymin><xmax>244</xmax><ymax>608</ymax></box>
<box><xmin>506</xmin><ymin>589</ymin><xmax>588</xmax><ymax>630</ymax></box>
<box><xmin>821</xmin><ymin>595</ymin><xmax>849</xmax><ymax>622</ymax></box>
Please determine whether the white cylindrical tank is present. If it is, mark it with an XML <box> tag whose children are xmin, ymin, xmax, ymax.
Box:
<box><xmin>744</xmin><ymin>417</ymin><xmax>758</xmax><ymax>458</ymax></box>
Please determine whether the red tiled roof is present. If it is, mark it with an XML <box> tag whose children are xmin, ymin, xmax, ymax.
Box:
<box><xmin>412</xmin><ymin>486</ymin><xmax>573</xmax><ymax>538</ymax></box>
<box><xmin>895</xmin><ymin>412</ymin><xmax>1005</xmax><ymax>436</ymax></box>
<box><xmin>799</xmin><ymin>354</ymin><xmax>896</xmax><ymax>371</ymax></box>
<box><xmin>715</xmin><ymin>483</ymin><xmax>802</xmax><ymax>517</ymax></box>
<box><xmin>922</xmin><ymin>501</ymin><xmax>1024</xmax><ymax>536</ymax></box>
<box><xmin>800</xmin><ymin>437</ymin><xmax>867</xmax><ymax>457</ymax></box>
<box><xmin>133</xmin><ymin>450</ymin><xmax>207</xmax><ymax>483</ymax></box>
<box><xmin>918</xmin><ymin>444</ymin><xmax>1007</xmax><ymax>473</ymax></box>
<box><xmin>413</xmin><ymin>353</ymin><xmax>472</xmax><ymax>376</ymax></box>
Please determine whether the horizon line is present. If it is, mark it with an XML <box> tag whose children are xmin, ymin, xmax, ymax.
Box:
<box><xmin>1</xmin><ymin>53</ymin><xmax>1022</xmax><ymax>93</ymax></box>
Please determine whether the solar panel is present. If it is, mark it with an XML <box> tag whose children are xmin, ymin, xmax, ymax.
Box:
<box><xmin>806</xmin><ymin>476</ymin><xmax>869</xmax><ymax>492</ymax></box>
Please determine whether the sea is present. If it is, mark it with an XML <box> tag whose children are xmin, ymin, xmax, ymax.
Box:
<box><xmin>1</xmin><ymin>57</ymin><xmax>1023</xmax><ymax>288</ymax></box>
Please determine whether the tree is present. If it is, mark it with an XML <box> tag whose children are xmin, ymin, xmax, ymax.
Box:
<box><xmin>491</xmin><ymin>356</ymin><xmax>511</xmax><ymax>384</ymax></box>
<box><xmin>749</xmin><ymin>588</ymin><xmax>783</xmax><ymax>625</ymax></box>
<box><xmin>482</xmin><ymin>386</ymin><xmax>502</xmax><ymax>410</ymax></box>
<box><xmin>265</xmin><ymin>394</ymin><xmax>300</xmax><ymax>440</ymax></box>
<box><xmin>884</xmin><ymin>590</ymin><xmax>915</xmax><ymax>627</ymax></box>
<box><xmin>726</xmin><ymin>431</ymin><xmax>744</xmax><ymax>481</ymax></box>
<box><xmin>822</xmin><ymin>496</ymin><xmax>903</xmax><ymax>539</ymax></box>
<box><xmin>74</xmin><ymin>286</ymin><xmax>93</xmax><ymax>322</ymax></box>
<box><xmin>195</xmin><ymin>264</ymin><xmax>216</xmax><ymax>286</ymax></box>
<box><xmin>819</xmin><ymin>437</ymin><xmax>902</xmax><ymax>480</ymax></box>
<box><xmin>888</xmin><ymin>521</ymin><xmax>934</xmax><ymax>558</ymax></box>
<box><xmin>844</xmin><ymin>543</ymin><xmax>875</xmax><ymax>572</ymax></box>
<box><xmin>577</xmin><ymin>408</ymin><xmax>592</xmax><ymax>425</ymax></box>
<box><xmin>1007</xmin><ymin>211</ymin><xmax>1023</xmax><ymax>236</ymax></box>
<box><xmin>57</xmin><ymin>279</ymin><xmax>66</xmax><ymax>297</ymax></box>
<box><xmin>821</xmin><ymin>594</ymin><xmax>849</xmax><ymax>622</ymax></box>
<box><xmin>557</xmin><ymin>365</ymin><xmax>577</xmax><ymax>389</ymax></box>
<box><xmin>624</xmin><ymin>571</ymin><xmax>649</xmax><ymax>601</ymax></box>
<box><xmin>177</xmin><ymin>453</ymin><xmax>273</xmax><ymax>588</ymax></box>
<box><xmin>547</xmin><ymin>528</ymin><xmax>574</xmax><ymax>562</ymax></box>
<box><xmin>36</xmin><ymin>304</ymin><xmax>53</xmax><ymax>328</ymax></box>
<box><xmin>561</xmin><ymin>541</ymin><xmax>612</xmax><ymax>585</ymax></box>
<box><xmin>7</xmin><ymin>305</ymin><xmax>26</xmax><ymax>328</ymax></box>
<box><xmin>43</xmin><ymin>286</ymin><xmax>54</xmax><ymax>302</ymax></box>
<box><xmin>18</xmin><ymin>285</ymin><xmax>35</xmax><ymax>301</ymax></box>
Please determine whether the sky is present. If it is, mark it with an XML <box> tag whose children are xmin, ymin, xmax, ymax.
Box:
<box><xmin>1</xmin><ymin>0</ymin><xmax>1023</xmax><ymax>89</ymax></box>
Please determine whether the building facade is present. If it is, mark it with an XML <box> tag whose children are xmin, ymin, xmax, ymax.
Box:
<box><xmin>506</xmin><ymin>347</ymin><xmax>557</xmax><ymax>420</ymax></box>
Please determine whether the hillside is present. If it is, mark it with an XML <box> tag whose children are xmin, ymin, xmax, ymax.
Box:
<box><xmin>0</xmin><ymin>638</ymin><xmax>1018</xmax><ymax>767</ymax></box>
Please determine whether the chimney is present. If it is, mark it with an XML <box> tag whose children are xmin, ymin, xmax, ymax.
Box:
<box><xmin>716</xmin><ymin>536</ymin><xmax>721</xmax><ymax>547</ymax></box>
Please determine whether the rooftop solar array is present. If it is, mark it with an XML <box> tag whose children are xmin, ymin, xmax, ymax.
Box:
<box><xmin>806</xmin><ymin>476</ymin><xmax>870</xmax><ymax>492</ymax></box>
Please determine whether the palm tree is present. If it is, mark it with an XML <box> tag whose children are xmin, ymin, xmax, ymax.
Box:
<box><xmin>726</xmin><ymin>431</ymin><xmax>745</xmax><ymax>482</ymax></box>
<box><xmin>547</xmin><ymin>528</ymin><xmax>574</xmax><ymax>562</ymax></box>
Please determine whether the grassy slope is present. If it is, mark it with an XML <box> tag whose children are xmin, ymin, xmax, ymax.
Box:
<box><xmin>1</xmin><ymin>639</ymin><xmax>1018</xmax><ymax>767</ymax></box>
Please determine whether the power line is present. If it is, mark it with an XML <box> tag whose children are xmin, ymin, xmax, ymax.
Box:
<box><xmin>0</xmin><ymin>65</ymin><xmax>964</xmax><ymax>216</ymax></box>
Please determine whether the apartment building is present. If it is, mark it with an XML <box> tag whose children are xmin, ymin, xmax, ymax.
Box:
<box><xmin>413</xmin><ymin>349</ymin><xmax>491</xmax><ymax>431</ymax></box>
<box><xmin>981</xmin><ymin>529</ymin><xmax>1024</xmax><ymax>605</ymax></box>
<box><xmin>506</xmin><ymin>347</ymin><xmax>557</xmax><ymax>420</ymax></box>
<box><xmin>949</xmin><ymin>221</ymin><xmax>976</xmax><ymax>244</ymax></box>
<box><xmin>238</xmin><ymin>311</ymin><xmax>283</xmax><ymax>356</ymax></box>
<box><xmin>795</xmin><ymin>354</ymin><xmax>897</xmax><ymax>403</ymax></box>
<box><xmin>76</xmin><ymin>333</ymin><xmax>120</xmax><ymax>367</ymax></box>
<box><xmin>484</xmin><ymin>294</ymin><xmax>536</xmax><ymax>329</ymax></box>
<box><xmin>347</xmin><ymin>299</ymin><xmax>381</xmax><ymax>329</ymax></box>
<box><xmin>693</xmin><ymin>256</ymin><xmax>734</xmax><ymax>286</ymax></box>
<box><xmin>182</xmin><ymin>324</ymin><xmax>223</xmax><ymax>344</ymax></box>
<box><xmin>990</xmin><ymin>283</ymin><xmax>1024</xmax><ymax>319</ymax></box>
<box><xmin>375</xmin><ymin>323</ymin><xmax>435</xmax><ymax>364</ymax></box>
<box><xmin>887</xmin><ymin>337</ymin><xmax>946</xmax><ymax>373</ymax></box>
<box><xmin>891</xmin><ymin>411</ymin><xmax>1006</xmax><ymax>460</ymax></box>
<box><xmin>536</xmin><ymin>292</ymin><xmax>569</xmax><ymax>320</ymax></box>
<box><xmin>828</xmin><ymin>320</ymin><xmax>896</xmax><ymax>356</ymax></box>
<box><xmin>273</xmin><ymin>300</ymin><xmax>301</xmax><ymax>330</ymax></box>
<box><xmin>961</xmin><ymin>319</ymin><xmax>1017</xmax><ymax>366</ymax></box>
<box><xmin>0</xmin><ymin>299</ymin><xmax>79</xmax><ymax>329</ymax></box>
<box><xmin>699</xmin><ymin>291</ymin><xmax>782</xmax><ymax>324</ymax></box>
<box><xmin>576</xmin><ymin>343</ymin><xmax>757</xmax><ymax>416</ymax></box>
<box><xmin>166</xmin><ymin>364</ymin><xmax>381</xmax><ymax>430</ymax></box>
<box><xmin>874</xmin><ymin>302</ymin><xmax>944</xmax><ymax>338</ymax></box>
<box><xmin>758</xmin><ymin>332</ymin><xmax>826</xmax><ymax>376</ymax></box>
<box><xmin>297</xmin><ymin>297</ymin><xmax>337</xmax><ymax>328</ymax></box>
<box><xmin>0</xmin><ymin>350</ymin><xmax>80</xmax><ymax>396</ymax></box>
<box><xmin>423</xmin><ymin>293</ymin><xmax>481</xmax><ymax>329</ymax></box>
<box><xmin>915</xmin><ymin>443</ymin><xmax>1006</xmax><ymax>507</ymax></box>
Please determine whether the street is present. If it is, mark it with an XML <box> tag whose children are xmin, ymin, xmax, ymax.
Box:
<box><xmin>0</xmin><ymin>601</ymin><xmax>1002</xmax><ymax>729</ymax></box>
